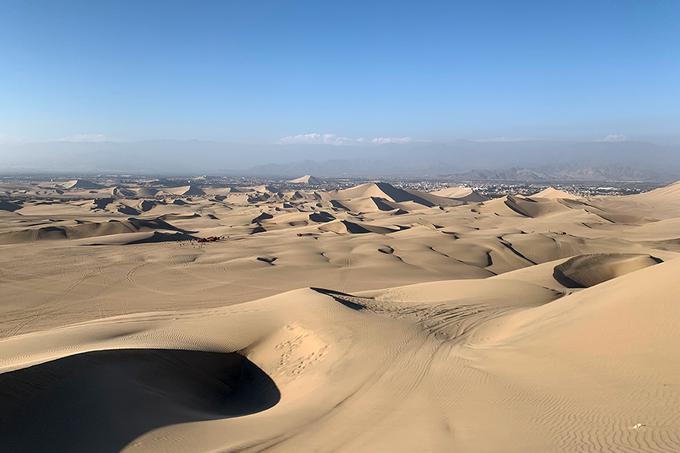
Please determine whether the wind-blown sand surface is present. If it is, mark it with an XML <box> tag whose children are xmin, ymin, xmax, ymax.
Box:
<box><xmin>1</xmin><ymin>179</ymin><xmax>680</xmax><ymax>452</ymax></box>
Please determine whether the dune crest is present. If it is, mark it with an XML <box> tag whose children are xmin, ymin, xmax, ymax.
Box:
<box><xmin>288</xmin><ymin>175</ymin><xmax>321</xmax><ymax>184</ymax></box>
<box><xmin>62</xmin><ymin>179</ymin><xmax>104</xmax><ymax>190</ymax></box>
<box><xmin>431</xmin><ymin>185</ymin><xmax>488</xmax><ymax>202</ymax></box>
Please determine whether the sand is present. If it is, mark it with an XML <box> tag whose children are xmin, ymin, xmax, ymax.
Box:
<box><xmin>288</xmin><ymin>175</ymin><xmax>322</xmax><ymax>184</ymax></box>
<box><xmin>1</xmin><ymin>179</ymin><xmax>679</xmax><ymax>452</ymax></box>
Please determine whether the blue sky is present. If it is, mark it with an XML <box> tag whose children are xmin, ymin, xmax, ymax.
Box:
<box><xmin>1</xmin><ymin>0</ymin><xmax>679</xmax><ymax>144</ymax></box>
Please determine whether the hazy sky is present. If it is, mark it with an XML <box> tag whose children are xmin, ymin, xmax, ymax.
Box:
<box><xmin>1</xmin><ymin>0</ymin><xmax>679</xmax><ymax>145</ymax></box>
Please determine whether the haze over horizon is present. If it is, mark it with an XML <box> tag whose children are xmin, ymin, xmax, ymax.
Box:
<box><xmin>2</xmin><ymin>137</ymin><xmax>680</xmax><ymax>182</ymax></box>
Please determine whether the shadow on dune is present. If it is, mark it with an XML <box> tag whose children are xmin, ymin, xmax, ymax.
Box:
<box><xmin>553</xmin><ymin>254</ymin><xmax>663</xmax><ymax>288</ymax></box>
<box><xmin>552</xmin><ymin>266</ymin><xmax>584</xmax><ymax>288</ymax></box>
<box><xmin>374</xmin><ymin>182</ymin><xmax>435</xmax><ymax>206</ymax></box>
<box><xmin>0</xmin><ymin>349</ymin><xmax>280</xmax><ymax>453</ymax></box>
<box><xmin>312</xmin><ymin>287</ymin><xmax>367</xmax><ymax>310</ymax></box>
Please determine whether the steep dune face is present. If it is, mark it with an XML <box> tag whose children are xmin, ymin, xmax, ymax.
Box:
<box><xmin>162</xmin><ymin>185</ymin><xmax>206</xmax><ymax>196</ymax></box>
<box><xmin>0</xmin><ymin>199</ymin><xmax>22</xmax><ymax>212</ymax></box>
<box><xmin>327</xmin><ymin>182</ymin><xmax>460</xmax><ymax>213</ymax></box>
<box><xmin>308</xmin><ymin>211</ymin><xmax>335</xmax><ymax>223</ymax></box>
<box><xmin>501</xmin><ymin>193</ymin><xmax>634</xmax><ymax>224</ymax></box>
<box><xmin>0</xmin><ymin>217</ymin><xmax>187</xmax><ymax>244</ymax></box>
<box><xmin>137</xmin><ymin>199</ymin><xmax>157</xmax><ymax>211</ymax></box>
<box><xmin>2</xmin><ymin>179</ymin><xmax>680</xmax><ymax>452</ymax></box>
<box><xmin>430</xmin><ymin>185</ymin><xmax>488</xmax><ymax>202</ymax></box>
<box><xmin>111</xmin><ymin>186</ymin><xmax>137</xmax><ymax>198</ymax></box>
<box><xmin>91</xmin><ymin>197</ymin><xmax>115</xmax><ymax>210</ymax></box>
<box><xmin>553</xmin><ymin>253</ymin><xmax>662</xmax><ymax>287</ymax></box>
<box><xmin>318</xmin><ymin>219</ymin><xmax>401</xmax><ymax>234</ymax></box>
<box><xmin>0</xmin><ymin>349</ymin><xmax>279</xmax><ymax>453</ymax></box>
<box><xmin>288</xmin><ymin>175</ymin><xmax>321</xmax><ymax>184</ymax></box>
<box><xmin>504</xmin><ymin>194</ymin><xmax>574</xmax><ymax>217</ymax></box>
<box><xmin>135</xmin><ymin>187</ymin><xmax>159</xmax><ymax>198</ymax></box>
<box><xmin>62</xmin><ymin>179</ymin><xmax>104</xmax><ymax>190</ymax></box>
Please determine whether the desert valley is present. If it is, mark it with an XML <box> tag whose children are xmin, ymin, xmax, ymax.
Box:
<box><xmin>1</xmin><ymin>176</ymin><xmax>679</xmax><ymax>452</ymax></box>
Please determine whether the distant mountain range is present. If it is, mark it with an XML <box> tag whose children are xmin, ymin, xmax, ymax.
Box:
<box><xmin>440</xmin><ymin>165</ymin><xmax>677</xmax><ymax>183</ymax></box>
<box><xmin>243</xmin><ymin>163</ymin><xmax>676</xmax><ymax>183</ymax></box>
<box><xmin>1</xmin><ymin>139</ymin><xmax>679</xmax><ymax>182</ymax></box>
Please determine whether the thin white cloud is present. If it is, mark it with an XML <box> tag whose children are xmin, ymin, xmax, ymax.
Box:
<box><xmin>279</xmin><ymin>133</ymin><xmax>355</xmax><ymax>145</ymax></box>
<box><xmin>280</xmin><ymin>133</ymin><xmax>414</xmax><ymax>145</ymax></box>
<box><xmin>598</xmin><ymin>134</ymin><xmax>627</xmax><ymax>143</ymax></box>
<box><xmin>371</xmin><ymin>136</ymin><xmax>413</xmax><ymax>145</ymax></box>
<box><xmin>471</xmin><ymin>136</ymin><xmax>535</xmax><ymax>143</ymax></box>
<box><xmin>55</xmin><ymin>133</ymin><xmax>109</xmax><ymax>143</ymax></box>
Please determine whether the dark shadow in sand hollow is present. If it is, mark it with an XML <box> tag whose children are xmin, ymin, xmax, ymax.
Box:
<box><xmin>0</xmin><ymin>349</ymin><xmax>280</xmax><ymax>453</ymax></box>
<box><xmin>312</xmin><ymin>287</ymin><xmax>367</xmax><ymax>310</ymax></box>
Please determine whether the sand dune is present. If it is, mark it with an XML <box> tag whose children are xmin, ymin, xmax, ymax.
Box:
<box><xmin>2</xmin><ymin>263</ymin><xmax>679</xmax><ymax>452</ymax></box>
<box><xmin>162</xmin><ymin>185</ymin><xmax>206</xmax><ymax>196</ymax></box>
<box><xmin>318</xmin><ymin>219</ymin><xmax>402</xmax><ymax>234</ymax></box>
<box><xmin>0</xmin><ymin>217</ymin><xmax>187</xmax><ymax>244</ymax></box>
<box><xmin>0</xmin><ymin>199</ymin><xmax>21</xmax><ymax>212</ymax></box>
<box><xmin>91</xmin><ymin>197</ymin><xmax>116</xmax><ymax>210</ymax></box>
<box><xmin>504</xmin><ymin>194</ymin><xmax>574</xmax><ymax>217</ymax></box>
<box><xmin>62</xmin><ymin>179</ymin><xmax>104</xmax><ymax>190</ymax></box>
<box><xmin>111</xmin><ymin>186</ymin><xmax>137</xmax><ymax>198</ymax></box>
<box><xmin>430</xmin><ymin>185</ymin><xmax>488</xmax><ymax>202</ymax></box>
<box><xmin>135</xmin><ymin>187</ymin><xmax>159</xmax><ymax>198</ymax></box>
<box><xmin>583</xmin><ymin>180</ymin><xmax>680</xmax><ymax>221</ymax></box>
<box><xmin>553</xmin><ymin>253</ymin><xmax>661</xmax><ymax>287</ymax></box>
<box><xmin>530</xmin><ymin>186</ymin><xmax>579</xmax><ymax>199</ymax></box>
<box><xmin>136</xmin><ymin>199</ymin><xmax>157</xmax><ymax>211</ymax></box>
<box><xmin>308</xmin><ymin>211</ymin><xmax>335</xmax><ymax>222</ymax></box>
<box><xmin>633</xmin><ymin>180</ymin><xmax>680</xmax><ymax>200</ymax></box>
<box><xmin>1</xmin><ymin>178</ymin><xmax>680</xmax><ymax>452</ymax></box>
<box><xmin>288</xmin><ymin>175</ymin><xmax>321</xmax><ymax>184</ymax></box>
<box><xmin>326</xmin><ymin>182</ymin><xmax>459</xmax><ymax>212</ymax></box>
